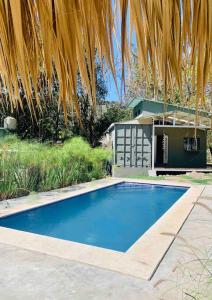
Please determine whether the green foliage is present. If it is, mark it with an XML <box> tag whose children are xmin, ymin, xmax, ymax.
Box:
<box><xmin>93</xmin><ymin>104</ymin><xmax>132</xmax><ymax>146</ymax></box>
<box><xmin>0</xmin><ymin>56</ymin><xmax>132</xmax><ymax>147</ymax></box>
<box><xmin>0</xmin><ymin>53</ymin><xmax>108</xmax><ymax>143</ymax></box>
<box><xmin>69</xmin><ymin>101</ymin><xmax>132</xmax><ymax>146</ymax></box>
<box><xmin>0</xmin><ymin>63</ymin><xmax>132</xmax><ymax>147</ymax></box>
<box><xmin>0</xmin><ymin>135</ymin><xmax>111</xmax><ymax>200</ymax></box>
<box><xmin>125</xmin><ymin>53</ymin><xmax>212</xmax><ymax>109</ymax></box>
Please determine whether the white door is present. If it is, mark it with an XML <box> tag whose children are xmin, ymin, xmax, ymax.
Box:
<box><xmin>163</xmin><ymin>134</ymin><xmax>168</xmax><ymax>164</ymax></box>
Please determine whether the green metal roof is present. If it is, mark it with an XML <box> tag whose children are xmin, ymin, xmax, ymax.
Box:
<box><xmin>127</xmin><ymin>97</ymin><xmax>210</xmax><ymax>119</ymax></box>
<box><xmin>127</xmin><ymin>97</ymin><xmax>144</xmax><ymax>108</ymax></box>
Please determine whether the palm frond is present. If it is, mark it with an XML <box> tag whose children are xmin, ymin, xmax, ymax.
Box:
<box><xmin>0</xmin><ymin>0</ymin><xmax>211</xmax><ymax>118</ymax></box>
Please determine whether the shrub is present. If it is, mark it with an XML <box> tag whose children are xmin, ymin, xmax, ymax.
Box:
<box><xmin>0</xmin><ymin>135</ymin><xmax>111</xmax><ymax>200</ymax></box>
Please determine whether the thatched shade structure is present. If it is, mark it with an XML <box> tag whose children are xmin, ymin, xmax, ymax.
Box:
<box><xmin>0</xmin><ymin>0</ymin><xmax>211</xmax><ymax>117</ymax></box>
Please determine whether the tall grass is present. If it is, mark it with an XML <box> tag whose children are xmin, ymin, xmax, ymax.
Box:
<box><xmin>0</xmin><ymin>135</ymin><xmax>111</xmax><ymax>200</ymax></box>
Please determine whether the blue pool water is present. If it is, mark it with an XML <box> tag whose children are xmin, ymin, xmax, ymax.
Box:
<box><xmin>0</xmin><ymin>183</ymin><xmax>187</xmax><ymax>252</ymax></box>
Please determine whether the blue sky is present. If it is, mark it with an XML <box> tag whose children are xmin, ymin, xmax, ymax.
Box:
<box><xmin>105</xmin><ymin>19</ymin><xmax>122</xmax><ymax>102</ymax></box>
<box><xmin>105</xmin><ymin>7</ymin><xmax>136</xmax><ymax>103</ymax></box>
<box><xmin>106</xmin><ymin>73</ymin><xmax>120</xmax><ymax>102</ymax></box>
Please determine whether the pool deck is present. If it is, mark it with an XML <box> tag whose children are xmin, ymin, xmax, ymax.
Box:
<box><xmin>0</xmin><ymin>178</ymin><xmax>211</xmax><ymax>299</ymax></box>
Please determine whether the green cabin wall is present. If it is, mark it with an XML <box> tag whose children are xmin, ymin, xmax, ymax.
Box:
<box><xmin>113</xmin><ymin>98</ymin><xmax>209</xmax><ymax>169</ymax></box>
<box><xmin>133</xmin><ymin>100</ymin><xmax>175</xmax><ymax>117</ymax></box>
<box><xmin>111</xmin><ymin>125</ymin><xmax>207</xmax><ymax>169</ymax></box>
<box><xmin>155</xmin><ymin>127</ymin><xmax>207</xmax><ymax>168</ymax></box>
<box><xmin>132</xmin><ymin>98</ymin><xmax>208</xmax><ymax>119</ymax></box>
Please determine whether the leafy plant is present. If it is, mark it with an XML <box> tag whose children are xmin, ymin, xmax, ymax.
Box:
<box><xmin>0</xmin><ymin>135</ymin><xmax>111</xmax><ymax>200</ymax></box>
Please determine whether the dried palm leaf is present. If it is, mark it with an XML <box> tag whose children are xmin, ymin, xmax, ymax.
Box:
<box><xmin>0</xmin><ymin>0</ymin><xmax>211</xmax><ymax>121</ymax></box>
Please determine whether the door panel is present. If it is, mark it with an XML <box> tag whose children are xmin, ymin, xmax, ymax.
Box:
<box><xmin>125</xmin><ymin>153</ymin><xmax>131</xmax><ymax>166</ymax></box>
<box><xmin>115</xmin><ymin>124</ymin><xmax>152</xmax><ymax>167</ymax></box>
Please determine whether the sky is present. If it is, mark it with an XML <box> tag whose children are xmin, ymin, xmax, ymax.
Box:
<box><xmin>106</xmin><ymin>73</ymin><xmax>120</xmax><ymax>102</ymax></box>
<box><xmin>105</xmin><ymin>19</ymin><xmax>122</xmax><ymax>102</ymax></box>
<box><xmin>105</xmin><ymin>6</ymin><xmax>136</xmax><ymax>103</ymax></box>
<box><xmin>105</xmin><ymin>0</ymin><xmax>121</xmax><ymax>102</ymax></box>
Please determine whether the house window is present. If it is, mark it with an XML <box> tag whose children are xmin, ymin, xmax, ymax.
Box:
<box><xmin>184</xmin><ymin>137</ymin><xmax>200</xmax><ymax>152</ymax></box>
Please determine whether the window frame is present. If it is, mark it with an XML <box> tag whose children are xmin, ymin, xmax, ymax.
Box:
<box><xmin>184</xmin><ymin>137</ymin><xmax>200</xmax><ymax>152</ymax></box>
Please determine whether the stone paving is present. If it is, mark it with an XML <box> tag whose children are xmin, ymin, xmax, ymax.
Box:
<box><xmin>0</xmin><ymin>181</ymin><xmax>211</xmax><ymax>300</ymax></box>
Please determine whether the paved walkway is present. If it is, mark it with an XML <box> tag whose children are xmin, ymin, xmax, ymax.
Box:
<box><xmin>0</xmin><ymin>182</ymin><xmax>211</xmax><ymax>300</ymax></box>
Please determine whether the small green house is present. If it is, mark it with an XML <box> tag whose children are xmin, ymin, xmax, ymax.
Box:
<box><xmin>105</xmin><ymin>98</ymin><xmax>211</xmax><ymax>176</ymax></box>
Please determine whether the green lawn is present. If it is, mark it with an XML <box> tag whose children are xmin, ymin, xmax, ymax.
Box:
<box><xmin>126</xmin><ymin>173</ymin><xmax>212</xmax><ymax>185</ymax></box>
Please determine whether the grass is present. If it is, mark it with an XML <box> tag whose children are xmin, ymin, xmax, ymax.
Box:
<box><xmin>125</xmin><ymin>174</ymin><xmax>212</xmax><ymax>185</ymax></box>
<box><xmin>0</xmin><ymin>135</ymin><xmax>111</xmax><ymax>200</ymax></box>
<box><xmin>126</xmin><ymin>175</ymin><xmax>166</xmax><ymax>180</ymax></box>
<box><xmin>178</xmin><ymin>174</ymin><xmax>212</xmax><ymax>185</ymax></box>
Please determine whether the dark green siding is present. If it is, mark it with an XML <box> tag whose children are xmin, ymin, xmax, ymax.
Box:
<box><xmin>132</xmin><ymin>98</ymin><xmax>209</xmax><ymax>119</ymax></box>
<box><xmin>133</xmin><ymin>100</ymin><xmax>174</xmax><ymax>117</ymax></box>
<box><xmin>155</xmin><ymin>127</ymin><xmax>207</xmax><ymax>168</ymax></box>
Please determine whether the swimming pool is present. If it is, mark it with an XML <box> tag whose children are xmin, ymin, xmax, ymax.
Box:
<box><xmin>0</xmin><ymin>182</ymin><xmax>187</xmax><ymax>252</ymax></box>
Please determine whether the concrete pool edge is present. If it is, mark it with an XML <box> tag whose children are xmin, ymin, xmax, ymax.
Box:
<box><xmin>0</xmin><ymin>179</ymin><xmax>204</xmax><ymax>280</ymax></box>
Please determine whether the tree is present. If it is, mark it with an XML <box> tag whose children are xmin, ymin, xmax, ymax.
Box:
<box><xmin>70</xmin><ymin>100</ymin><xmax>132</xmax><ymax>147</ymax></box>
<box><xmin>94</xmin><ymin>104</ymin><xmax>132</xmax><ymax>146</ymax></box>
<box><xmin>125</xmin><ymin>54</ymin><xmax>212</xmax><ymax>111</ymax></box>
<box><xmin>0</xmin><ymin>56</ymin><xmax>108</xmax><ymax>143</ymax></box>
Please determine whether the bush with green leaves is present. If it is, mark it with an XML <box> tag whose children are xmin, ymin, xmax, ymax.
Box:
<box><xmin>0</xmin><ymin>135</ymin><xmax>111</xmax><ymax>200</ymax></box>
